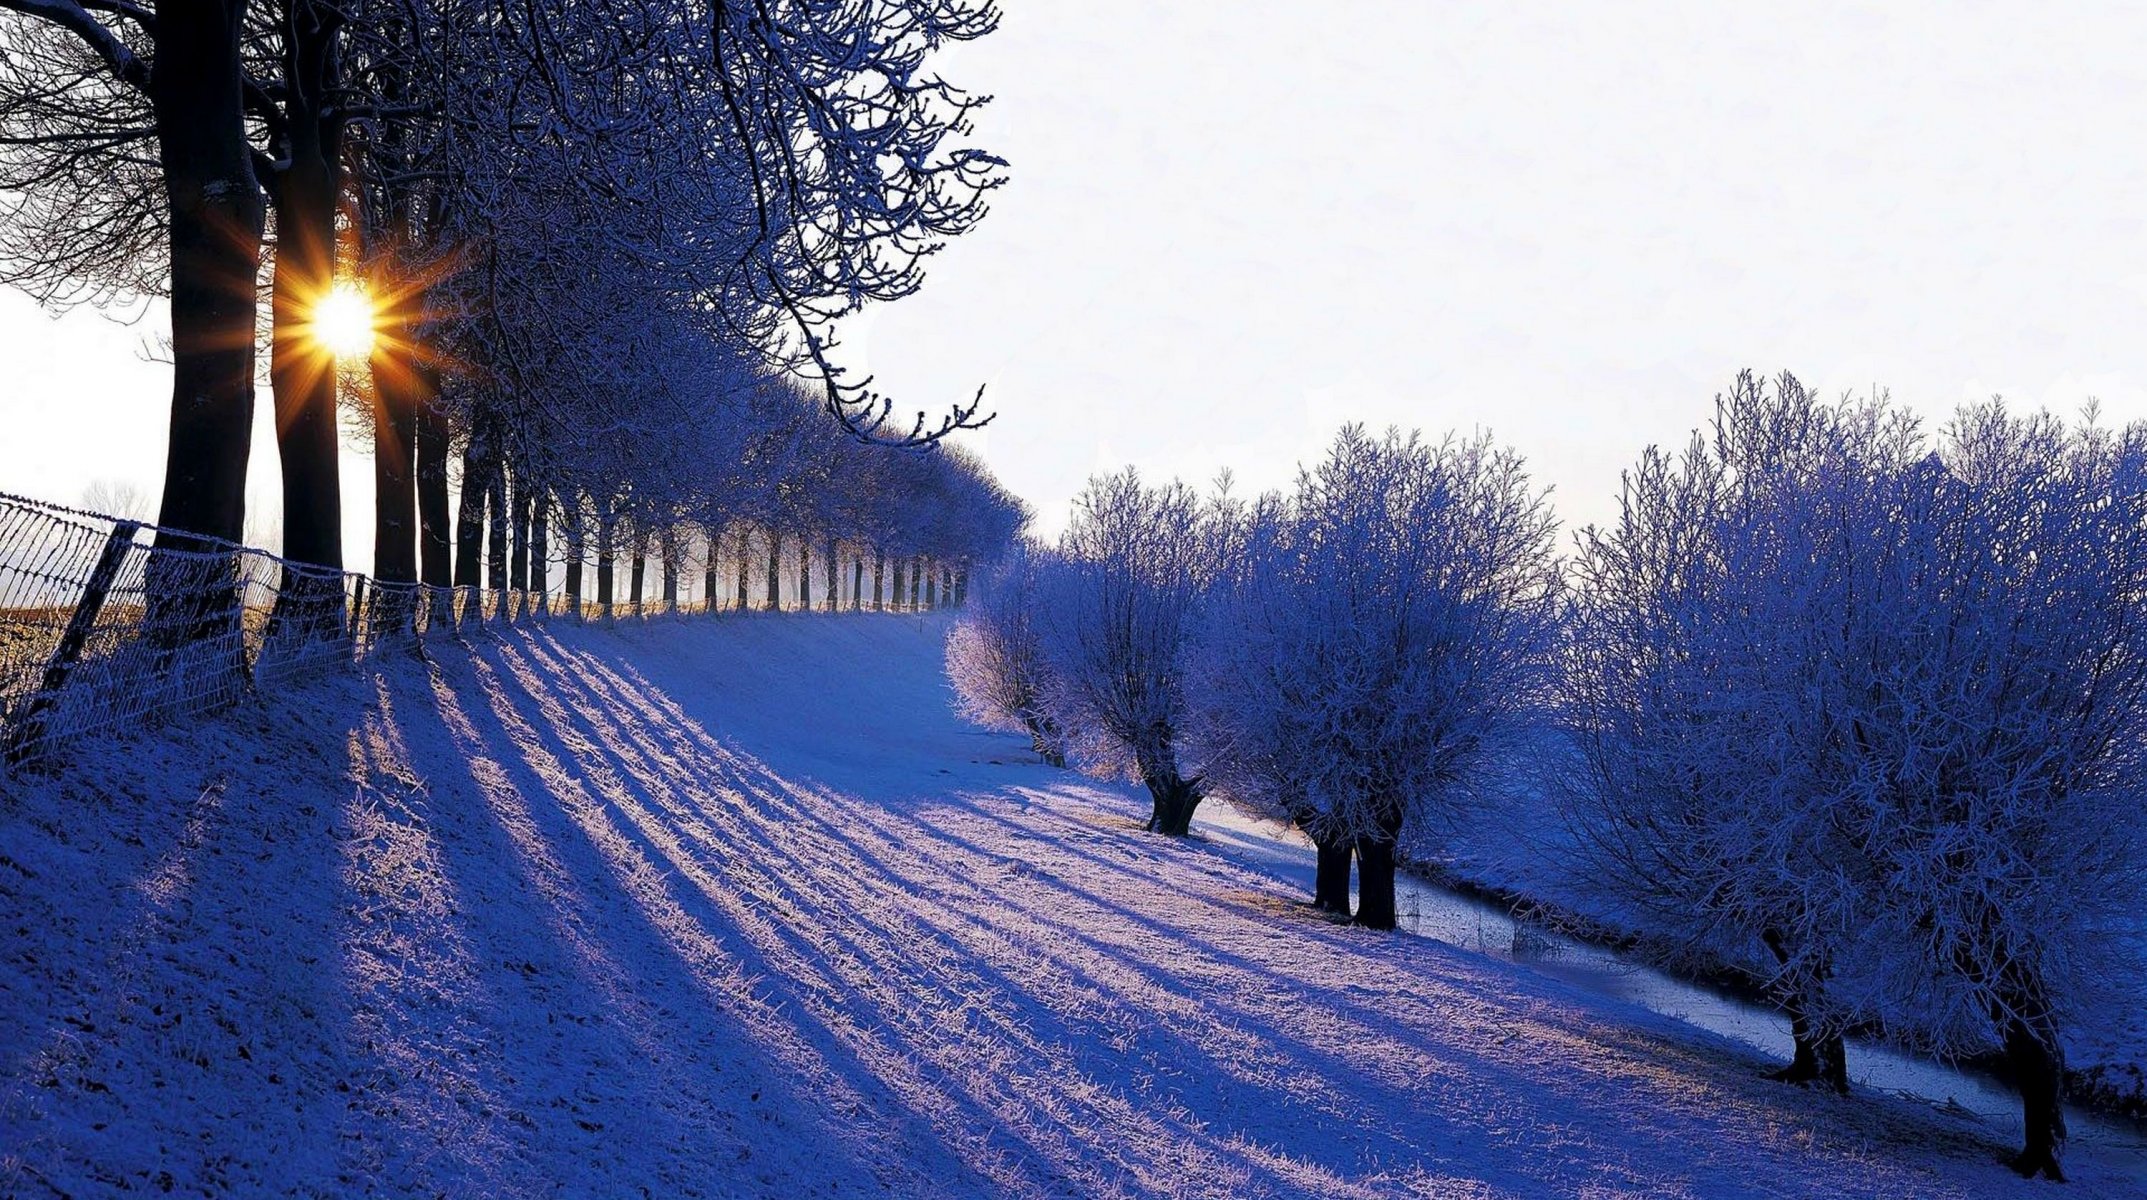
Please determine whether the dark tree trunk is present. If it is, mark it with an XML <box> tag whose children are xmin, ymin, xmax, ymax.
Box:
<box><xmin>892</xmin><ymin>562</ymin><xmax>905</xmax><ymax>612</ymax></box>
<box><xmin>1997</xmin><ymin>974</ymin><xmax>2069</xmax><ymax>1181</ymax></box>
<box><xmin>1314</xmin><ymin>832</ymin><xmax>1354</xmax><ymax>917</ymax></box>
<box><xmin>1767</xmin><ymin>1001</ymin><xmax>1850</xmax><ymax>1094</ymax></box>
<box><xmin>595</xmin><ymin>507</ymin><xmax>615</xmax><ymax>617</ymax></box>
<box><xmin>149</xmin><ymin>0</ymin><xmax>264</xmax><ymax>559</ymax></box>
<box><xmin>798</xmin><ymin>538</ymin><xmax>811</xmax><ymax>610</ymax></box>
<box><xmin>629</xmin><ymin>531</ymin><xmax>647</xmax><ymax>614</ymax></box>
<box><xmin>717</xmin><ymin>528</ymin><xmax>734</xmax><ymax>613</ymax></box>
<box><xmin>415</xmin><ymin>366</ymin><xmax>451</xmax><ymax>591</ymax></box>
<box><xmin>368</xmin><ymin>336</ymin><xmax>416</xmax><ymax>637</ymax></box>
<box><xmin>735</xmin><ymin>529</ymin><xmax>750</xmax><ymax>611</ymax></box>
<box><xmin>484</xmin><ymin>461</ymin><xmax>507</xmax><ymax>618</ymax></box>
<box><xmin>910</xmin><ymin>557</ymin><xmax>922</xmax><ymax>609</ymax></box>
<box><xmin>508</xmin><ymin>470</ymin><xmax>530</xmax><ymax>618</ymax></box>
<box><xmin>528</xmin><ymin>490</ymin><xmax>548</xmax><ymax>616</ymax></box>
<box><xmin>368</xmin><ymin>346</ymin><xmax>418</xmax><ymax>587</ymax></box>
<box><xmin>875</xmin><ymin>551</ymin><xmax>886</xmax><ymax>609</ymax></box>
<box><xmin>1352</xmin><ymin>807</ymin><xmax>1406</xmax><ymax>930</ymax></box>
<box><xmin>925</xmin><ymin>560</ymin><xmax>937</xmax><ymax>609</ymax></box>
<box><xmin>1144</xmin><ymin>773</ymin><xmax>1200</xmax><ymax>836</ymax></box>
<box><xmin>851</xmin><ymin>557</ymin><xmax>863</xmax><ymax>611</ymax></box>
<box><xmin>826</xmin><ymin>535</ymin><xmax>839</xmax><ymax>611</ymax></box>
<box><xmin>563</xmin><ymin>501</ymin><xmax>585</xmax><ymax>619</ymax></box>
<box><xmin>662</xmin><ymin>526</ymin><xmax>680</xmax><ymax>611</ymax></box>
<box><xmin>453</xmin><ymin>434</ymin><xmax>488</xmax><ymax>588</ymax></box>
<box><xmin>1760</xmin><ymin>932</ymin><xmax>1849</xmax><ymax>1093</ymax></box>
<box><xmin>766</xmin><ymin>536</ymin><xmax>781</xmax><ymax>610</ymax></box>
<box><xmin>266</xmin><ymin>0</ymin><xmax>346</xmax><ymax>640</ymax></box>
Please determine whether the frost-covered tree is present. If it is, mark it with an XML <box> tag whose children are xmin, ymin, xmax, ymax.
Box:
<box><xmin>947</xmin><ymin>543</ymin><xmax>1065</xmax><ymax>766</ymax></box>
<box><xmin>1566</xmin><ymin>373</ymin><xmax>2147</xmax><ymax>1180</ymax></box>
<box><xmin>1190</xmin><ymin>427</ymin><xmax>1560</xmax><ymax>928</ymax></box>
<box><xmin>1827</xmin><ymin>402</ymin><xmax>2147</xmax><ymax>1180</ymax></box>
<box><xmin>1033</xmin><ymin>471</ymin><xmax>1233</xmax><ymax>835</ymax></box>
<box><xmin>1564</xmin><ymin>374</ymin><xmax>1924</xmax><ymax>1092</ymax></box>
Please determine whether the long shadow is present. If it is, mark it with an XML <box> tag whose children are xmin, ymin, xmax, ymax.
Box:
<box><xmin>440</xmin><ymin>639</ymin><xmax>1031</xmax><ymax>1194</ymax></box>
<box><xmin>475</xmin><ymin>636</ymin><xmax>1234</xmax><ymax>1196</ymax></box>
<box><xmin>1</xmin><ymin>680</ymin><xmax>367</xmax><ymax>1196</ymax></box>
<box><xmin>566</xmin><ymin>627</ymin><xmax>2045</xmax><ymax>1189</ymax></box>
<box><xmin>508</xmin><ymin>634</ymin><xmax>1908</xmax><ymax>1196</ymax></box>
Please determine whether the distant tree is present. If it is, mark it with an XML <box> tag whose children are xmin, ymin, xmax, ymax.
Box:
<box><xmin>1032</xmin><ymin>471</ymin><xmax>1233</xmax><ymax>835</ymax></box>
<box><xmin>947</xmin><ymin>544</ymin><xmax>1066</xmax><ymax>765</ymax></box>
<box><xmin>1190</xmin><ymin>427</ymin><xmax>1560</xmax><ymax>928</ymax></box>
<box><xmin>79</xmin><ymin>478</ymin><xmax>154</xmax><ymax>523</ymax></box>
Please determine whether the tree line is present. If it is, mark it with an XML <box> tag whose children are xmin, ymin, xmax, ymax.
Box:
<box><xmin>0</xmin><ymin>0</ymin><xmax>1007</xmax><ymax>639</ymax></box>
<box><xmin>948</xmin><ymin>372</ymin><xmax>2147</xmax><ymax>1183</ymax></box>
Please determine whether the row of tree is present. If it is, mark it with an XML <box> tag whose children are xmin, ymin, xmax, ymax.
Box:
<box><xmin>948</xmin><ymin>374</ymin><xmax>2147</xmax><ymax>1182</ymax></box>
<box><xmin>440</xmin><ymin>378</ymin><xmax>1025</xmax><ymax>624</ymax></box>
<box><xmin>1</xmin><ymin>0</ymin><xmax>1006</xmax><ymax>638</ymax></box>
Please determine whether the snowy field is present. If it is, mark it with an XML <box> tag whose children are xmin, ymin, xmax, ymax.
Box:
<box><xmin>2</xmin><ymin>614</ymin><xmax>2142</xmax><ymax>1197</ymax></box>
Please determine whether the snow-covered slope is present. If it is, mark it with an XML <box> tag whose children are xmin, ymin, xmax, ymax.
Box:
<box><xmin>1</xmin><ymin>613</ymin><xmax>2138</xmax><ymax>1197</ymax></box>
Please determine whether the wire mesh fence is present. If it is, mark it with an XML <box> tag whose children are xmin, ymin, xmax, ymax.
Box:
<box><xmin>2</xmin><ymin>491</ymin><xmax>503</xmax><ymax>769</ymax></box>
<box><xmin>0</xmin><ymin>490</ymin><xmax>969</xmax><ymax>770</ymax></box>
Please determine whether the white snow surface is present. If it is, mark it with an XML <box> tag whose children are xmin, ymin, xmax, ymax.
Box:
<box><xmin>2</xmin><ymin>613</ymin><xmax>2140</xmax><ymax>1197</ymax></box>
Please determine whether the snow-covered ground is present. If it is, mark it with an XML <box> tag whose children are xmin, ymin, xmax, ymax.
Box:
<box><xmin>3</xmin><ymin>613</ymin><xmax>2142</xmax><ymax>1197</ymax></box>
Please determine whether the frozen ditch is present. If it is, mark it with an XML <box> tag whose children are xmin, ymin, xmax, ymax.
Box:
<box><xmin>1197</xmin><ymin>804</ymin><xmax>2147</xmax><ymax>1176</ymax></box>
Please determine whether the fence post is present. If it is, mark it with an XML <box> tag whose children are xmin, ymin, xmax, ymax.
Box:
<box><xmin>3</xmin><ymin>520</ymin><xmax>140</xmax><ymax>763</ymax></box>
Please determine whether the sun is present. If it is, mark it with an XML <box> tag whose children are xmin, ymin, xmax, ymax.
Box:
<box><xmin>311</xmin><ymin>282</ymin><xmax>376</xmax><ymax>359</ymax></box>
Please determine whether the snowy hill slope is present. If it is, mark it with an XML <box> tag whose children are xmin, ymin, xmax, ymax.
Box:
<box><xmin>2</xmin><ymin>613</ymin><xmax>2140</xmax><ymax>1197</ymax></box>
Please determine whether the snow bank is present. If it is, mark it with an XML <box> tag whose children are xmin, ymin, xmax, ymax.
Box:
<box><xmin>2</xmin><ymin>613</ymin><xmax>2137</xmax><ymax>1196</ymax></box>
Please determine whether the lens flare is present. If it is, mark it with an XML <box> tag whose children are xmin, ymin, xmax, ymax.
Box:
<box><xmin>311</xmin><ymin>283</ymin><xmax>376</xmax><ymax>359</ymax></box>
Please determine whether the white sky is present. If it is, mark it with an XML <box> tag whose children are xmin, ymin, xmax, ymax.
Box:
<box><xmin>8</xmin><ymin>1</ymin><xmax>2147</xmax><ymax>562</ymax></box>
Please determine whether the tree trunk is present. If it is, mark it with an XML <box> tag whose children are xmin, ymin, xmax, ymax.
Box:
<box><xmin>368</xmin><ymin>346</ymin><xmax>418</xmax><ymax>587</ymax></box>
<box><xmin>266</xmin><ymin>0</ymin><xmax>346</xmax><ymax>639</ymax></box>
<box><xmin>1314</xmin><ymin>832</ymin><xmax>1354</xmax><ymax>917</ymax></box>
<box><xmin>735</xmin><ymin>528</ymin><xmax>750</xmax><ymax>611</ymax></box>
<box><xmin>1021</xmin><ymin>714</ymin><xmax>1066</xmax><ymax>768</ymax></box>
<box><xmin>825</xmin><ymin>536</ymin><xmax>838</xmax><ymax>611</ymax></box>
<box><xmin>1353</xmin><ymin>808</ymin><xmax>1406</xmax><ymax>930</ymax></box>
<box><xmin>925</xmin><ymin>559</ymin><xmax>937</xmax><ymax>609</ymax></box>
<box><xmin>704</xmin><ymin>528</ymin><xmax>722</xmax><ymax>615</ymax></box>
<box><xmin>415</xmin><ymin>366</ymin><xmax>451</xmax><ymax>591</ymax></box>
<box><xmin>766</xmin><ymin>535</ymin><xmax>781</xmax><ymax>611</ymax></box>
<box><xmin>629</xmin><ymin>530</ymin><xmax>647</xmax><ymax>614</ymax></box>
<box><xmin>563</xmin><ymin>501</ymin><xmax>585</xmax><ymax>619</ymax></box>
<box><xmin>484</xmin><ymin>460</ymin><xmax>507</xmax><ymax>618</ymax></box>
<box><xmin>892</xmin><ymin>561</ymin><xmax>905</xmax><ymax>612</ymax></box>
<box><xmin>149</xmin><ymin>0</ymin><xmax>263</xmax><ymax>557</ymax></box>
<box><xmin>595</xmin><ymin>507</ymin><xmax>615</xmax><ymax>617</ymax></box>
<box><xmin>1144</xmin><ymin>773</ymin><xmax>1200</xmax><ymax>836</ymax></box>
<box><xmin>453</xmin><ymin>434</ymin><xmax>488</xmax><ymax>588</ymax></box>
<box><xmin>528</xmin><ymin>490</ymin><xmax>548</xmax><ymax>616</ymax></box>
<box><xmin>662</xmin><ymin>526</ymin><xmax>680</xmax><ymax>611</ymax></box>
<box><xmin>1997</xmin><ymin>975</ymin><xmax>2069</xmax><ymax>1181</ymax></box>
<box><xmin>875</xmin><ymin>551</ymin><xmax>886</xmax><ymax>609</ymax></box>
<box><xmin>798</xmin><ymin>537</ymin><xmax>811</xmax><ymax>610</ymax></box>
<box><xmin>1760</xmin><ymin>932</ymin><xmax>1849</xmax><ymax>1093</ymax></box>
<box><xmin>910</xmin><ymin>557</ymin><xmax>923</xmax><ymax>609</ymax></box>
<box><xmin>852</xmin><ymin>557</ymin><xmax>863</xmax><ymax>612</ymax></box>
<box><xmin>508</xmin><ymin>469</ymin><xmax>530</xmax><ymax>619</ymax></box>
